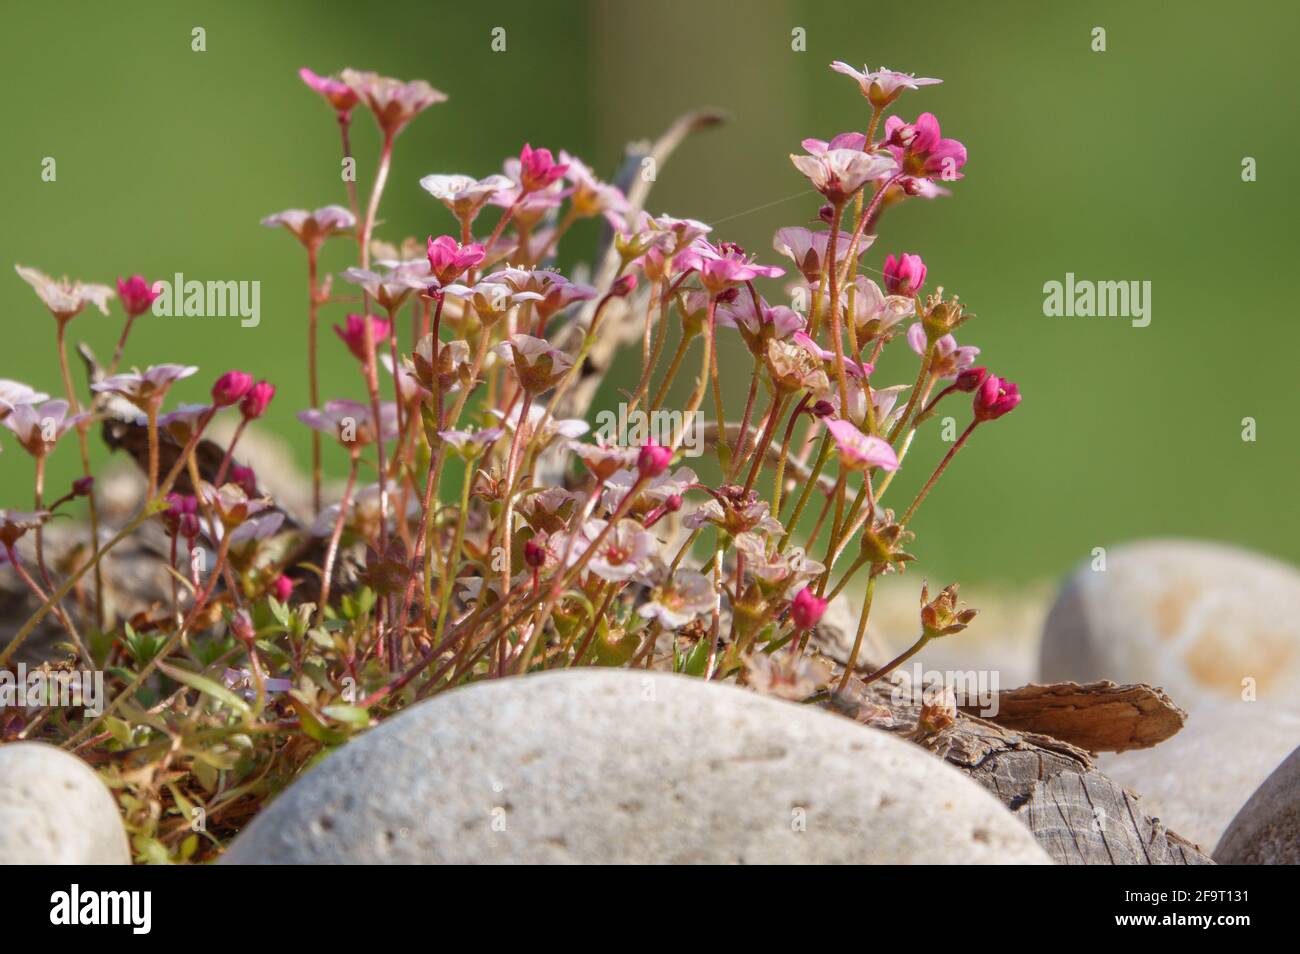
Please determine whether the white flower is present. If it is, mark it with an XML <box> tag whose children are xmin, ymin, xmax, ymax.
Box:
<box><xmin>638</xmin><ymin>569</ymin><xmax>714</xmax><ymax>628</ymax></box>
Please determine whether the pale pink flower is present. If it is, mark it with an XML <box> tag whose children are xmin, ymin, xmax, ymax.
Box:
<box><xmin>845</xmin><ymin>276</ymin><xmax>913</xmax><ymax>340</ymax></box>
<box><xmin>0</xmin><ymin>381</ymin><xmax>48</xmax><ymax>421</ymax></box>
<box><xmin>441</xmin><ymin>280</ymin><xmax>543</xmax><ymax>323</ymax></box>
<box><xmin>341</xmin><ymin>69</ymin><xmax>447</xmax><ymax>138</ymax></box>
<box><xmin>1</xmin><ymin>399</ymin><xmax>87</xmax><ymax>457</ymax></box>
<box><xmin>716</xmin><ymin>294</ymin><xmax>806</xmax><ymax>339</ymax></box>
<box><xmin>490</xmin><ymin>403</ymin><xmax>588</xmax><ymax>445</ymax></box>
<box><xmin>15</xmin><ymin>265</ymin><xmax>112</xmax><ymax>323</ymax></box>
<box><xmin>830</xmin><ymin>62</ymin><xmax>942</xmax><ymax>107</ymax></box>
<box><xmin>437</xmin><ymin>427</ymin><xmax>504</xmax><ymax>457</ymax></box>
<box><xmin>92</xmin><ymin>364</ymin><xmax>198</xmax><ymax>411</ymax></box>
<box><xmin>906</xmin><ymin>324</ymin><xmax>980</xmax><ymax>378</ymax></box>
<box><xmin>801</xmin><ymin>132</ymin><xmax>869</xmax><ymax>155</ymax></box>
<box><xmin>790</xmin><ymin>147</ymin><xmax>897</xmax><ymax>205</ymax></box>
<box><xmin>341</xmin><ymin>266</ymin><xmax>428</xmax><ymax>311</ymax></box>
<box><xmin>260</xmin><ymin>206</ymin><xmax>356</xmax><ymax>249</ymax></box>
<box><xmin>419</xmin><ymin>173</ymin><xmax>513</xmax><ymax>223</ymax></box>
<box><xmin>638</xmin><ymin>569</ymin><xmax>714</xmax><ymax>628</ymax></box>
<box><xmin>773</xmin><ymin>227</ymin><xmax>869</xmax><ymax>283</ymax></box>
<box><xmin>0</xmin><ymin>509</ymin><xmax>51</xmax><ymax>550</ymax></box>
<box><xmin>297</xmin><ymin>399</ymin><xmax>399</xmax><ymax>451</ymax></box>
<box><xmin>569</xmin><ymin>518</ymin><xmax>658</xmax><ymax>583</ymax></box>
<box><xmin>493</xmin><ymin>334</ymin><xmax>573</xmax><ymax>393</ymax></box>
<box><xmin>825</xmin><ymin>417</ymin><xmax>899</xmax><ymax>471</ymax></box>
<box><xmin>559</xmin><ymin>150</ymin><xmax>631</xmax><ymax>223</ymax></box>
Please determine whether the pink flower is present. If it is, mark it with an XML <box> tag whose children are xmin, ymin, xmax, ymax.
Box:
<box><xmin>299</xmin><ymin>67</ymin><xmax>359</xmax><ymax>116</ymax></box>
<box><xmin>636</xmin><ymin>441</ymin><xmax>673</xmax><ymax>479</ymax></box>
<box><xmin>610</xmin><ymin>273</ymin><xmax>638</xmax><ymax>298</ymax></box>
<box><xmin>229</xmin><ymin>464</ymin><xmax>259</xmax><ymax>498</ymax></box>
<box><xmin>683</xmin><ymin>241</ymin><xmax>785</xmax><ymax>294</ymax></box>
<box><xmin>0</xmin><ymin>380</ymin><xmax>48</xmax><ymax>420</ymax></box>
<box><xmin>162</xmin><ymin>493</ymin><xmax>200</xmax><ymax>540</ymax></box>
<box><xmin>419</xmin><ymin>173</ymin><xmax>513</xmax><ymax>224</ymax></box>
<box><xmin>1</xmin><ymin>399</ymin><xmax>87</xmax><ymax>458</ymax></box>
<box><xmin>883</xmin><ymin>253</ymin><xmax>927</xmax><ymax>296</ymax></box>
<box><xmin>341</xmin><ymin>69</ymin><xmax>447</xmax><ymax>138</ymax></box>
<box><xmin>15</xmin><ymin>265</ymin><xmax>113</xmax><ymax>323</ymax></box>
<box><xmin>790</xmin><ymin>147</ymin><xmax>896</xmax><ymax>205</ymax></box>
<box><xmin>298</xmin><ymin>399</ymin><xmax>399</xmax><ymax>451</ymax></box>
<box><xmin>906</xmin><ymin>325</ymin><xmax>980</xmax><ymax>379</ymax></box>
<box><xmin>92</xmin><ymin>364</ymin><xmax>198</xmax><ymax>410</ymax></box>
<box><xmin>825</xmin><ymin>417</ymin><xmax>899</xmax><ymax>471</ymax></box>
<box><xmin>973</xmin><ymin>375</ymin><xmax>1022</xmax><ymax>421</ymax></box>
<box><xmin>790</xmin><ymin>586</ymin><xmax>829</xmax><ymax>630</ymax></box>
<box><xmin>801</xmin><ymin>132</ymin><xmax>869</xmax><ymax>155</ymax></box>
<box><xmin>426</xmin><ymin>235</ymin><xmax>485</xmax><ymax>286</ymax></box>
<box><xmin>333</xmin><ymin>314</ymin><xmax>392</xmax><ymax>362</ymax></box>
<box><xmin>240</xmin><ymin>380</ymin><xmax>275</xmax><ymax>420</ymax></box>
<box><xmin>516</xmin><ymin>144</ymin><xmax>569</xmax><ymax>193</ymax></box>
<box><xmin>260</xmin><ymin>206</ymin><xmax>356</xmax><ymax>250</ymax></box>
<box><xmin>885</xmin><ymin>113</ymin><xmax>967</xmax><ymax>181</ymax></box>
<box><xmin>829</xmin><ymin>62</ymin><xmax>942</xmax><ymax>107</ymax></box>
<box><xmin>772</xmin><ymin>227</ymin><xmax>868</xmax><ymax>283</ymax></box>
<box><xmin>211</xmin><ymin>371</ymin><xmax>254</xmax><ymax>408</ymax></box>
<box><xmin>717</xmin><ymin>295</ymin><xmax>806</xmax><ymax>339</ymax></box>
<box><xmin>117</xmin><ymin>275</ymin><xmax>160</xmax><ymax>318</ymax></box>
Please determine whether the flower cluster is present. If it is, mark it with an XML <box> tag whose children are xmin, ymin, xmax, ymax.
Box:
<box><xmin>2</xmin><ymin>58</ymin><xmax>1020</xmax><ymax>862</ymax></box>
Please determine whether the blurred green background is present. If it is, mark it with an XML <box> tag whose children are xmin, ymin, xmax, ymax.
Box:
<box><xmin>2</xmin><ymin>0</ymin><xmax>1296</xmax><ymax>586</ymax></box>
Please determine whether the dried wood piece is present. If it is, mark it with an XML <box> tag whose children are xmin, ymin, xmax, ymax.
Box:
<box><xmin>818</xmin><ymin>663</ymin><xmax>1213</xmax><ymax>864</ymax></box>
<box><xmin>959</xmin><ymin>680</ymin><xmax>1187</xmax><ymax>753</ymax></box>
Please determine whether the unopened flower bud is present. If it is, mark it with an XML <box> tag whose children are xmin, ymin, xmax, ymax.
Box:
<box><xmin>240</xmin><ymin>380</ymin><xmax>276</xmax><ymax>420</ymax></box>
<box><xmin>955</xmin><ymin>366</ymin><xmax>988</xmax><ymax>393</ymax></box>
<box><xmin>212</xmin><ymin>370</ymin><xmax>254</xmax><ymax>407</ymax></box>
<box><xmin>72</xmin><ymin>476</ymin><xmax>95</xmax><ymax>497</ymax></box>
<box><xmin>973</xmin><ymin>374</ymin><xmax>1022</xmax><ymax>421</ymax></box>
<box><xmin>818</xmin><ymin>204</ymin><xmax>835</xmax><ymax>224</ymax></box>
<box><xmin>790</xmin><ymin>587</ymin><xmax>828</xmax><ymax>630</ymax></box>
<box><xmin>524</xmin><ymin>537</ymin><xmax>547</xmax><ymax>568</ymax></box>
<box><xmin>811</xmin><ymin>400</ymin><xmax>835</xmax><ymax>418</ymax></box>
<box><xmin>229</xmin><ymin>608</ymin><xmax>256</xmax><ymax>644</ymax></box>
<box><xmin>664</xmin><ymin>494</ymin><xmax>683</xmax><ymax>513</ymax></box>
<box><xmin>611</xmin><ymin>273</ymin><xmax>638</xmax><ymax>298</ymax></box>
<box><xmin>272</xmin><ymin>574</ymin><xmax>295</xmax><ymax>601</ymax></box>
<box><xmin>636</xmin><ymin>440</ymin><xmax>672</xmax><ymax>479</ymax></box>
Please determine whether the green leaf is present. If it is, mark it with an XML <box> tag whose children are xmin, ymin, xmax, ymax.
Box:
<box><xmin>683</xmin><ymin>638</ymin><xmax>710</xmax><ymax>677</ymax></box>
<box><xmin>321</xmin><ymin>704</ymin><xmax>371</xmax><ymax>726</ymax></box>
<box><xmin>158</xmin><ymin>662</ymin><xmax>251</xmax><ymax>717</ymax></box>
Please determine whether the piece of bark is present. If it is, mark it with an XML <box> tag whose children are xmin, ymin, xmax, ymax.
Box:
<box><xmin>959</xmin><ymin>680</ymin><xmax>1187</xmax><ymax>753</ymax></box>
<box><xmin>816</xmin><ymin>663</ymin><xmax>1212</xmax><ymax>864</ymax></box>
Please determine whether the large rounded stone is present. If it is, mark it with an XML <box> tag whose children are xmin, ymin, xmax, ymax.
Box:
<box><xmin>1214</xmin><ymin>744</ymin><xmax>1300</xmax><ymax>864</ymax></box>
<box><xmin>1040</xmin><ymin>540</ymin><xmax>1300</xmax><ymax>710</ymax></box>
<box><xmin>0</xmin><ymin>742</ymin><xmax>131</xmax><ymax>864</ymax></box>
<box><xmin>223</xmin><ymin>670</ymin><xmax>1050</xmax><ymax>864</ymax></box>
<box><xmin>1097</xmin><ymin>702</ymin><xmax>1300</xmax><ymax>852</ymax></box>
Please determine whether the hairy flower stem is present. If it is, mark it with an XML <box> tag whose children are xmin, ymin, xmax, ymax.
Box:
<box><xmin>55</xmin><ymin>318</ymin><xmax>106</xmax><ymax>630</ymax></box>
<box><xmin>6</xmin><ymin>543</ymin><xmax>84</xmax><ymax>657</ymax></box>
<box><xmin>825</xmin><ymin>202</ymin><xmax>851</xmax><ymax>414</ymax></box>
<box><xmin>901</xmin><ymin>421</ymin><xmax>977</xmax><ymax>526</ymax></box>
<box><xmin>888</xmin><ymin>344</ymin><xmax>934</xmax><ymax>445</ymax></box>
<box><xmin>778</xmin><ymin>432</ymin><xmax>832</xmax><ymax>550</ymax></box>
<box><xmin>317</xmin><ymin>454</ymin><xmax>360</xmax><ymax>626</ymax></box>
<box><xmin>771</xmin><ymin>393</ymin><xmax>811</xmax><ymax>514</ymax></box>
<box><xmin>648</xmin><ymin>331</ymin><xmax>693</xmax><ymax>413</ymax></box>
<box><xmin>835</xmin><ymin>573</ymin><xmax>877</xmax><ymax>693</ymax></box>
<box><xmin>307</xmin><ymin>246</ymin><xmax>323</xmax><ymax>513</ymax></box>
<box><xmin>742</xmin><ymin>392</ymin><xmax>787</xmax><ymax>495</ymax></box>
<box><xmin>861</xmin><ymin>631</ymin><xmax>932</xmax><ymax>687</ymax></box>
<box><xmin>108</xmin><ymin>315</ymin><xmax>137</xmax><ymax>377</ymax></box>
<box><xmin>337</xmin><ymin>114</ymin><xmax>360</xmax><ymax>226</ymax></box>
<box><xmin>214</xmin><ymin>418</ymin><xmax>249</xmax><ymax>487</ymax></box>
<box><xmin>498</xmin><ymin>391</ymin><xmax>534</xmax><ymax>599</ymax></box>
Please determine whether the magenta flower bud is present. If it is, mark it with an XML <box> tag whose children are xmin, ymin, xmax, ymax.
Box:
<box><xmin>117</xmin><ymin>275</ymin><xmax>160</xmax><ymax>318</ymax></box>
<box><xmin>518</xmin><ymin>143</ymin><xmax>568</xmax><ymax>193</ymax></box>
<box><xmin>954</xmin><ymin>366</ymin><xmax>988</xmax><ymax>393</ymax></box>
<box><xmin>272</xmin><ymin>574</ymin><xmax>295</xmax><ymax>601</ymax></box>
<box><xmin>240</xmin><ymin>380</ymin><xmax>275</xmax><ymax>420</ymax></box>
<box><xmin>883</xmin><ymin>253</ymin><xmax>927</xmax><ymax>297</ymax></box>
<box><xmin>178</xmin><ymin>513</ymin><xmax>201</xmax><ymax>541</ymax></box>
<box><xmin>664</xmin><ymin>494</ymin><xmax>683</xmax><ymax>513</ymax></box>
<box><xmin>426</xmin><ymin>235</ymin><xmax>486</xmax><ymax>286</ymax></box>
<box><xmin>715</xmin><ymin>287</ymin><xmax>740</xmax><ymax>304</ymax></box>
<box><xmin>818</xmin><ymin>204</ymin><xmax>835</xmax><ymax>224</ymax></box>
<box><xmin>524</xmin><ymin>538</ymin><xmax>547</xmax><ymax>569</ymax></box>
<box><xmin>811</xmin><ymin>400</ymin><xmax>836</xmax><ymax>418</ymax></box>
<box><xmin>212</xmin><ymin>371</ymin><xmax>255</xmax><ymax>408</ymax></box>
<box><xmin>636</xmin><ymin>440</ymin><xmax>672</xmax><ymax>479</ymax></box>
<box><xmin>973</xmin><ymin>374</ymin><xmax>1022</xmax><ymax>421</ymax></box>
<box><xmin>230</xmin><ymin>464</ymin><xmax>258</xmax><ymax>497</ymax></box>
<box><xmin>72</xmin><ymin>476</ymin><xmax>95</xmax><ymax>497</ymax></box>
<box><xmin>790</xmin><ymin>587</ymin><xmax>828</xmax><ymax>631</ymax></box>
<box><xmin>333</xmin><ymin>313</ymin><xmax>392</xmax><ymax>362</ymax></box>
<box><xmin>611</xmin><ymin>273</ymin><xmax>638</xmax><ymax>298</ymax></box>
